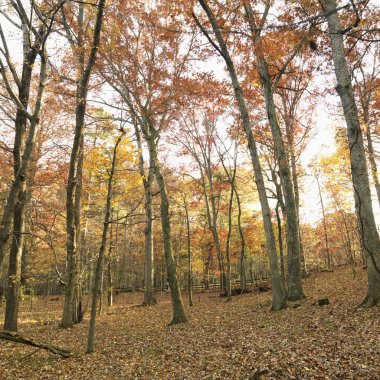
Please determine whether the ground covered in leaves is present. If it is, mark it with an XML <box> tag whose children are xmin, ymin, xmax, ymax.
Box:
<box><xmin>1</xmin><ymin>266</ymin><xmax>379</xmax><ymax>379</ymax></box>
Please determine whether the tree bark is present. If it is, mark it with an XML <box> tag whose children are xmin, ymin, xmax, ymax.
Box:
<box><xmin>3</xmin><ymin>42</ymin><xmax>48</xmax><ymax>332</ymax></box>
<box><xmin>316</xmin><ymin>175</ymin><xmax>331</xmax><ymax>269</ymax></box>
<box><xmin>0</xmin><ymin>332</ymin><xmax>70</xmax><ymax>358</ymax></box>
<box><xmin>363</xmin><ymin>109</ymin><xmax>380</xmax><ymax>207</ymax></box>
<box><xmin>185</xmin><ymin>205</ymin><xmax>193</xmax><ymax>306</ymax></box>
<box><xmin>196</xmin><ymin>0</ymin><xmax>286</xmax><ymax>310</ymax></box>
<box><xmin>323</xmin><ymin>0</ymin><xmax>380</xmax><ymax>305</ymax></box>
<box><xmin>0</xmin><ymin>28</ymin><xmax>42</xmax><ymax>267</ymax></box>
<box><xmin>275</xmin><ymin>202</ymin><xmax>286</xmax><ymax>287</ymax></box>
<box><xmin>135</xmin><ymin>124</ymin><xmax>156</xmax><ymax>306</ymax></box>
<box><xmin>257</xmin><ymin>58</ymin><xmax>305</xmax><ymax>301</ymax></box>
<box><xmin>147</xmin><ymin>134</ymin><xmax>187</xmax><ymax>324</ymax></box>
<box><xmin>87</xmin><ymin>130</ymin><xmax>124</xmax><ymax>354</ymax></box>
<box><xmin>61</xmin><ymin>0</ymin><xmax>106</xmax><ymax>328</ymax></box>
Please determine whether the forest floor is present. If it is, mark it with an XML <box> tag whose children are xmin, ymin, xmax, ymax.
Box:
<box><xmin>0</xmin><ymin>266</ymin><xmax>379</xmax><ymax>379</ymax></box>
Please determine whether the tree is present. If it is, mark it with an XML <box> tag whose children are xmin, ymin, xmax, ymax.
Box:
<box><xmin>322</xmin><ymin>0</ymin><xmax>380</xmax><ymax>306</ymax></box>
<box><xmin>99</xmin><ymin>1</ymin><xmax>191</xmax><ymax>323</ymax></box>
<box><xmin>60</xmin><ymin>0</ymin><xmax>106</xmax><ymax>328</ymax></box>
<box><xmin>134</xmin><ymin>121</ymin><xmax>156</xmax><ymax>306</ymax></box>
<box><xmin>87</xmin><ymin>128</ymin><xmax>125</xmax><ymax>354</ymax></box>
<box><xmin>193</xmin><ymin>0</ymin><xmax>286</xmax><ymax>310</ymax></box>
<box><xmin>0</xmin><ymin>0</ymin><xmax>62</xmax><ymax>332</ymax></box>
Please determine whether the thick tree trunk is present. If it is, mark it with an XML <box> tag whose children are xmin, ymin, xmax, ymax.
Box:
<box><xmin>146</xmin><ymin>133</ymin><xmax>187</xmax><ymax>324</ymax></box>
<box><xmin>143</xmin><ymin>186</ymin><xmax>155</xmax><ymax>305</ymax></box>
<box><xmin>275</xmin><ymin>202</ymin><xmax>286</xmax><ymax>287</ymax></box>
<box><xmin>135</xmin><ymin>124</ymin><xmax>156</xmax><ymax>306</ymax></box>
<box><xmin>197</xmin><ymin>0</ymin><xmax>286</xmax><ymax>310</ymax></box>
<box><xmin>323</xmin><ymin>0</ymin><xmax>380</xmax><ymax>305</ymax></box>
<box><xmin>3</xmin><ymin>45</ymin><xmax>47</xmax><ymax>332</ymax></box>
<box><xmin>4</xmin><ymin>191</ymin><xmax>26</xmax><ymax>332</ymax></box>
<box><xmin>61</xmin><ymin>0</ymin><xmax>105</xmax><ymax>328</ymax></box>
<box><xmin>283</xmin><ymin>105</ymin><xmax>307</xmax><ymax>277</ymax></box>
<box><xmin>257</xmin><ymin>58</ymin><xmax>305</xmax><ymax>301</ymax></box>
<box><xmin>0</xmin><ymin>39</ymin><xmax>40</xmax><ymax>267</ymax></box>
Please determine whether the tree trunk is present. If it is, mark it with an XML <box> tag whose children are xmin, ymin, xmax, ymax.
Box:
<box><xmin>257</xmin><ymin>58</ymin><xmax>305</xmax><ymax>301</ymax></box>
<box><xmin>323</xmin><ymin>0</ymin><xmax>380</xmax><ymax>305</ymax></box>
<box><xmin>3</xmin><ymin>45</ymin><xmax>47</xmax><ymax>332</ymax></box>
<box><xmin>87</xmin><ymin>130</ymin><xmax>124</xmax><ymax>354</ymax></box>
<box><xmin>225</xmin><ymin>183</ymin><xmax>233</xmax><ymax>301</ymax></box>
<box><xmin>0</xmin><ymin>35</ymin><xmax>41</xmax><ymax>267</ymax></box>
<box><xmin>61</xmin><ymin>0</ymin><xmax>105</xmax><ymax>328</ymax></box>
<box><xmin>4</xmin><ymin>191</ymin><xmax>26</xmax><ymax>332</ymax></box>
<box><xmin>146</xmin><ymin>132</ymin><xmax>187</xmax><ymax>324</ymax></box>
<box><xmin>364</xmin><ymin>111</ymin><xmax>380</xmax><ymax>207</ymax></box>
<box><xmin>275</xmin><ymin>202</ymin><xmax>286</xmax><ymax>287</ymax></box>
<box><xmin>283</xmin><ymin>101</ymin><xmax>308</xmax><ymax>277</ymax></box>
<box><xmin>185</xmin><ymin>206</ymin><xmax>193</xmax><ymax>306</ymax></box>
<box><xmin>135</xmin><ymin>124</ymin><xmax>156</xmax><ymax>306</ymax></box>
<box><xmin>196</xmin><ymin>157</ymin><xmax>226</xmax><ymax>293</ymax></box>
<box><xmin>316</xmin><ymin>176</ymin><xmax>331</xmax><ymax>269</ymax></box>
<box><xmin>196</xmin><ymin>0</ymin><xmax>286</xmax><ymax>310</ymax></box>
<box><xmin>235</xmin><ymin>188</ymin><xmax>246</xmax><ymax>290</ymax></box>
<box><xmin>203</xmin><ymin>245</ymin><xmax>212</xmax><ymax>290</ymax></box>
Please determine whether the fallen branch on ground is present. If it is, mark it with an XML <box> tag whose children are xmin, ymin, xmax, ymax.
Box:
<box><xmin>0</xmin><ymin>331</ymin><xmax>71</xmax><ymax>358</ymax></box>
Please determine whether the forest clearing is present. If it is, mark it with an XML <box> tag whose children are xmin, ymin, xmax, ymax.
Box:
<box><xmin>1</xmin><ymin>1</ymin><xmax>380</xmax><ymax>379</ymax></box>
<box><xmin>1</xmin><ymin>266</ymin><xmax>379</xmax><ymax>379</ymax></box>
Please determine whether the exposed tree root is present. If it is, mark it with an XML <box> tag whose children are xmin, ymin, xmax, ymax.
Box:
<box><xmin>359</xmin><ymin>295</ymin><xmax>380</xmax><ymax>308</ymax></box>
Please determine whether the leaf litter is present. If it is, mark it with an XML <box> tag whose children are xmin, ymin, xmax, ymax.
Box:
<box><xmin>0</xmin><ymin>266</ymin><xmax>379</xmax><ymax>379</ymax></box>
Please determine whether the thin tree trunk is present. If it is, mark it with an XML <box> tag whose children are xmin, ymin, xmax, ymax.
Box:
<box><xmin>87</xmin><ymin>129</ymin><xmax>124</xmax><ymax>354</ymax></box>
<box><xmin>218</xmin><ymin>142</ymin><xmax>239</xmax><ymax>300</ymax></box>
<box><xmin>185</xmin><ymin>205</ymin><xmax>193</xmax><ymax>306</ymax></box>
<box><xmin>323</xmin><ymin>0</ymin><xmax>380</xmax><ymax>306</ymax></box>
<box><xmin>364</xmin><ymin>110</ymin><xmax>380</xmax><ymax>207</ymax></box>
<box><xmin>316</xmin><ymin>176</ymin><xmax>331</xmax><ymax>269</ymax></box>
<box><xmin>225</xmin><ymin>181</ymin><xmax>234</xmax><ymax>301</ymax></box>
<box><xmin>235</xmin><ymin>187</ymin><xmax>246</xmax><ymax>290</ymax></box>
<box><xmin>275</xmin><ymin>202</ymin><xmax>286</xmax><ymax>287</ymax></box>
<box><xmin>107</xmin><ymin>260</ymin><xmax>113</xmax><ymax>308</ymax></box>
